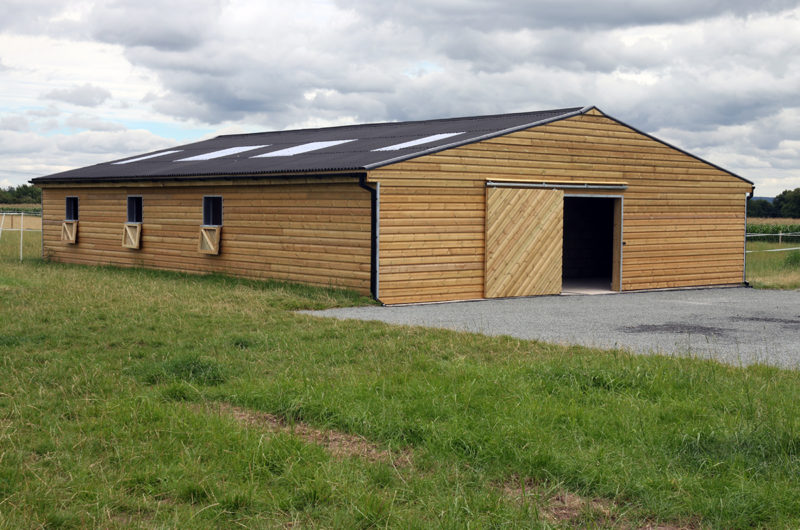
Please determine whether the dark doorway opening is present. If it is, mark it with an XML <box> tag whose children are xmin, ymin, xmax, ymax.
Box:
<box><xmin>562</xmin><ymin>197</ymin><xmax>615</xmax><ymax>292</ymax></box>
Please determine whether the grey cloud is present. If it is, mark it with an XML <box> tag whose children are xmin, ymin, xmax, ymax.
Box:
<box><xmin>0</xmin><ymin>129</ymin><xmax>176</xmax><ymax>187</ymax></box>
<box><xmin>0</xmin><ymin>115</ymin><xmax>30</xmax><ymax>131</ymax></box>
<box><xmin>334</xmin><ymin>0</ymin><xmax>800</xmax><ymax>30</ymax></box>
<box><xmin>65</xmin><ymin>115</ymin><xmax>126</xmax><ymax>132</ymax></box>
<box><xmin>88</xmin><ymin>0</ymin><xmax>223</xmax><ymax>51</ymax></box>
<box><xmin>0</xmin><ymin>130</ymin><xmax>48</xmax><ymax>154</ymax></box>
<box><xmin>0</xmin><ymin>0</ymin><xmax>66</xmax><ymax>31</ymax></box>
<box><xmin>26</xmin><ymin>106</ymin><xmax>61</xmax><ymax>118</ymax></box>
<box><xmin>56</xmin><ymin>129</ymin><xmax>174</xmax><ymax>155</ymax></box>
<box><xmin>44</xmin><ymin>84</ymin><xmax>112</xmax><ymax>107</ymax></box>
<box><xmin>4</xmin><ymin>0</ymin><xmax>797</xmax><ymax>194</ymax></box>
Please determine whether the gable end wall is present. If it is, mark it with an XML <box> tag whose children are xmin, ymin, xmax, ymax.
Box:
<box><xmin>369</xmin><ymin>112</ymin><xmax>751</xmax><ymax>304</ymax></box>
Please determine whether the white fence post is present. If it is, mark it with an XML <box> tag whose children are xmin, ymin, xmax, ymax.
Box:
<box><xmin>19</xmin><ymin>212</ymin><xmax>24</xmax><ymax>261</ymax></box>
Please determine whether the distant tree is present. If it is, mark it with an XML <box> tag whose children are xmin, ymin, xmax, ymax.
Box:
<box><xmin>773</xmin><ymin>188</ymin><xmax>800</xmax><ymax>218</ymax></box>
<box><xmin>747</xmin><ymin>198</ymin><xmax>776</xmax><ymax>218</ymax></box>
<box><xmin>0</xmin><ymin>184</ymin><xmax>41</xmax><ymax>204</ymax></box>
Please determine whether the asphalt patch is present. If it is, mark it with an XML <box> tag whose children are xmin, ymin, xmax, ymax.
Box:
<box><xmin>729</xmin><ymin>315</ymin><xmax>800</xmax><ymax>328</ymax></box>
<box><xmin>618</xmin><ymin>323</ymin><xmax>731</xmax><ymax>337</ymax></box>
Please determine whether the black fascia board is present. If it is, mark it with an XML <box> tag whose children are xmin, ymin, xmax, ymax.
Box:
<box><xmin>32</xmin><ymin>171</ymin><xmax>366</xmax><ymax>186</ymax></box>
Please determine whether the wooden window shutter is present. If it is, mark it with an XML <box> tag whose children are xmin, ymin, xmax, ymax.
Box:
<box><xmin>122</xmin><ymin>223</ymin><xmax>142</xmax><ymax>249</ymax></box>
<box><xmin>61</xmin><ymin>221</ymin><xmax>78</xmax><ymax>244</ymax></box>
<box><xmin>198</xmin><ymin>226</ymin><xmax>221</xmax><ymax>254</ymax></box>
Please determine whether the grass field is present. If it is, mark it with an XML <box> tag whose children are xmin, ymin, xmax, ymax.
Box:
<box><xmin>746</xmin><ymin>240</ymin><xmax>800</xmax><ymax>289</ymax></box>
<box><xmin>0</xmin><ymin>229</ymin><xmax>41</xmax><ymax>262</ymax></box>
<box><xmin>2</xmin><ymin>261</ymin><xmax>800</xmax><ymax>528</ymax></box>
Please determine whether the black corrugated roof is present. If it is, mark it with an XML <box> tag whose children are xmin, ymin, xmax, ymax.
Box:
<box><xmin>31</xmin><ymin>106</ymin><xmax>753</xmax><ymax>187</ymax></box>
<box><xmin>32</xmin><ymin>107</ymin><xmax>586</xmax><ymax>183</ymax></box>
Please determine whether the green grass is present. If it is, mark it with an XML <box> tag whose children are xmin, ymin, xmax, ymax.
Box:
<box><xmin>746</xmin><ymin>239</ymin><xmax>800</xmax><ymax>289</ymax></box>
<box><xmin>2</xmin><ymin>261</ymin><xmax>800</xmax><ymax>528</ymax></box>
<box><xmin>0</xmin><ymin>229</ymin><xmax>40</xmax><ymax>262</ymax></box>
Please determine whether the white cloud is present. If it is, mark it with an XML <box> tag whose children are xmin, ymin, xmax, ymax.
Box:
<box><xmin>0</xmin><ymin>115</ymin><xmax>30</xmax><ymax>131</ymax></box>
<box><xmin>0</xmin><ymin>0</ymin><xmax>798</xmax><ymax>195</ymax></box>
<box><xmin>44</xmin><ymin>83</ymin><xmax>112</xmax><ymax>107</ymax></box>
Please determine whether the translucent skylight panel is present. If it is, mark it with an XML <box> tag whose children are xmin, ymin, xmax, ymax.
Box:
<box><xmin>175</xmin><ymin>145</ymin><xmax>269</xmax><ymax>162</ymax></box>
<box><xmin>252</xmin><ymin>140</ymin><xmax>355</xmax><ymax>158</ymax></box>
<box><xmin>112</xmin><ymin>150</ymin><xmax>183</xmax><ymax>165</ymax></box>
<box><xmin>372</xmin><ymin>132</ymin><xmax>465</xmax><ymax>151</ymax></box>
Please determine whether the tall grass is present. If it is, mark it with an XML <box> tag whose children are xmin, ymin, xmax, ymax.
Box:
<box><xmin>0</xmin><ymin>229</ymin><xmax>41</xmax><ymax>262</ymax></box>
<box><xmin>2</xmin><ymin>261</ymin><xmax>800</xmax><ymax>527</ymax></box>
<box><xmin>746</xmin><ymin>240</ymin><xmax>800</xmax><ymax>289</ymax></box>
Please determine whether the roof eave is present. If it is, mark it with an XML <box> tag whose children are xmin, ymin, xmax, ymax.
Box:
<box><xmin>32</xmin><ymin>169</ymin><xmax>368</xmax><ymax>186</ymax></box>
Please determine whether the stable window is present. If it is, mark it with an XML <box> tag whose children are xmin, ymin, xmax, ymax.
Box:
<box><xmin>65</xmin><ymin>197</ymin><xmax>79</xmax><ymax>221</ymax></box>
<box><xmin>203</xmin><ymin>196</ymin><xmax>223</xmax><ymax>226</ymax></box>
<box><xmin>122</xmin><ymin>196</ymin><xmax>143</xmax><ymax>249</ymax></box>
<box><xmin>199</xmin><ymin>196</ymin><xmax>222</xmax><ymax>254</ymax></box>
<box><xmin>62</xmin><ymin>197</ymin><xmax>79</xmax><ymax>244</ymax></box>
<box><xmin>127</xmin><ymin>196</ymin><xmax>143</xmax><ymax>223</ymax></box>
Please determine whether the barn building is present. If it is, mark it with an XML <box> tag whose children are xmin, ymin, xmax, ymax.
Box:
<box><xmin>33</xmin><ymin>106</ymin><xmax>754</xmax><ymax>304</ymax></box>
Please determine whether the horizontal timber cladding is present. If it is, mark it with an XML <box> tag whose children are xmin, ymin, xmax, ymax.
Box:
<box><xmin>41</xmin><ymin>182</ymin><xmax>371</xmax><ymax>292</ymax></box>
<box><xmin>377</xmin><ymin>184</ymin><xmax>486</xmax><ymax>304</ymax></box>
<box><xmin>369</xmin><ymin>112</ymin><xmax>750</xmax><ymax>303</ymax></box>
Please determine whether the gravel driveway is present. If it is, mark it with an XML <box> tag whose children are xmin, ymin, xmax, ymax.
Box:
<box><xmin>304</xmin><ymin>287</ymin><xmax>800</xmax><ymax>368</ymax></box>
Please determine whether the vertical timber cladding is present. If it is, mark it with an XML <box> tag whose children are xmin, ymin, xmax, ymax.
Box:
<box><xmin>485</xmin><ymin>187</ymin><xmax>564</xmax><ymax>297</ymax></box>
<box><xmin>41</xmin><ymin>181</ymin><xmax>372</xmax><ymax>293</ymax></box>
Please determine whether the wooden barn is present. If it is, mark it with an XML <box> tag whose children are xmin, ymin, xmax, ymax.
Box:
<box><xmin>33</xmin><ymin>106</ymin><xmax>754</xmax><ymax>304</ymax></box>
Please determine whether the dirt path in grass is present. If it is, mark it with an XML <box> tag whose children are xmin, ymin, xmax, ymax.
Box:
<box><xmin>195</xmin><ymin>402</ymin><xmax>692</xmax><ymax>529</ymax></box>
<box><xmin>194</xmin><ymin>402</ymin><xmax>412</xmax><ymax>465</ymax></box>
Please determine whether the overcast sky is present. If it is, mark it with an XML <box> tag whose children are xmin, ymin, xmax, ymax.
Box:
<box><xmin>1</xmin><ymin>0</ymin><xmax>799</xmax><ymax>195</ymax></box>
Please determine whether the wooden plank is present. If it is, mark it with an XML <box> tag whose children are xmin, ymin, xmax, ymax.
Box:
<box><xmin>485</xmin><ymin>187</ymin><xmax>563</xmax><ymax>298</ymax></box>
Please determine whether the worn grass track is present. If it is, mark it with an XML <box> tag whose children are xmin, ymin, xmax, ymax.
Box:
<box><xmin>2</xmin><ymin>260</ymin><xmax>800</xmax><ymax>528</ymax></box>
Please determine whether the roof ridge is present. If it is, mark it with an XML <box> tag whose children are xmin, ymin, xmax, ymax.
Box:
<box><xmin>216</xmin><ymin>107</ymin><xmax>586</xmax><ymax>139</ymax></box>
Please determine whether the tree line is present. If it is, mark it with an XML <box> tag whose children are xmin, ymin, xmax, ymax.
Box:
<box><xmin>748</xmin><ymin>188</ymin><xmax>800</xmax><ymax>218</ymax></box>
<box><xmin>0</xmin><ymin>184</ymin><xmax>41</xmax><ymax>204</ymax></box>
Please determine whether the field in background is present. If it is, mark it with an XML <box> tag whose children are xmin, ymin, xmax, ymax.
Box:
<box><xmin>0</xmin><ymin>204</ymin><xmax>41</xmax><ymax>215</ymax></box>
<box><xmin>0</xmin><ymin>225</ymin><xmax>41</xmax><ymax>261</ymax></box>
<box><xmin>746</xmin><ymin>218</ymin><xmax>800</xmax><ymax>289</ymax></box>
<box><xmin>749</xmin><ymin>217</ymin><xmax>800</xmax><ymax>226</ymax></box>
<box><xmin>2</xmin><ymin>261</ymin><xmax>800</xmax><ymax>528</ymax></box>
<box><xmin>746</xmin><ymin>241</ymin><xmax>800</xmax><ymax>289</ymax></box>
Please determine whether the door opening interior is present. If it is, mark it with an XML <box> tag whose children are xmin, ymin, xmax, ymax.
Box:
<box><xmin>562</xmin><ymin>196</ymin><xmax>618</xmax><ymax>293</ymax></box>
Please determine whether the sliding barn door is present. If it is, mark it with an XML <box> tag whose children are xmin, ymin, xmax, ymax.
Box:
<box><xmin>485</xmin><ymin>187</ymin><xmax>564</xmax><ymax>298</ymax></box>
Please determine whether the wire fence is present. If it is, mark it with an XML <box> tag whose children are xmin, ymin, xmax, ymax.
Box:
<box><xmin>746</xmin><ymin>232</ymin><xmax>800</xmax><ymax>254</ymax></box>
<box><xmin>0</xmin><ymin>212</ymin><xmax>42</xmax><ymax>261</ymax></box>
